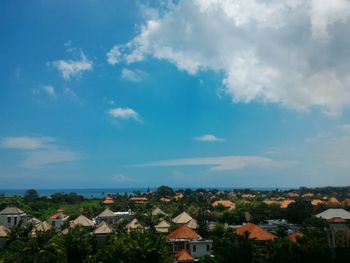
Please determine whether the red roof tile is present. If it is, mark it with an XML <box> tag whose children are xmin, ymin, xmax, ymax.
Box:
<box><xmin>235</xmin><ymin>223</ymin><xmax>277</xmax><ymax>241</ymax></box>
<box><xmin>166</xmin><ymin>225</ymin><xmax>201</xmax><ymax>241</ymax></box>
<box><xmin>328</xmin><ymin>217</ymin><xmax>347</xmax><ymax>223</ymax></box>
<box><xmin>288</xmin><ymin>232</ymin><xmax>304</xmax><ymax>242</ymax></box>
<box><xmin>175</xmin><ymin>249</ymin><xmax>194</xmax><ymax>262</ymax></box>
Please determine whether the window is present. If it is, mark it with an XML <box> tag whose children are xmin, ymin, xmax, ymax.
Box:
<box><xmin>186</xmin><ymin>244</ymin><xmax>190</xmax><ymax>250</ymax></box>
<box><xmin>207</xmin><ymin>244</ymin><xmax>210</xmax><ymax>251</ymax></box>
<box><xmin>7</xmin><ymin>217</ymin><xmax>11</xmax><ymax>224</ymax></box>
<box><xmin>193</xmin><ymin>245</ymin><xmax>196</xmax><ymax>252</ymax></box>
<box><xmin>14</xmin><ymin>217</ymin><xmax>17</xmax><ymax>225</ymax></box>
<box><xmin>174</xmin><ymin>245</ymin><xmax>178</xmax><ymax>252</ymax></box>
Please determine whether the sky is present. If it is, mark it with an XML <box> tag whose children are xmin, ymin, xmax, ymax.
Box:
<box><xmin>1</xmin><ymin>0</ymin><xmax>350</xmax><ymax>189</ymax></box>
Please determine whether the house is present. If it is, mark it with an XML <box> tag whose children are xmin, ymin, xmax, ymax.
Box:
<box><xmin>327</xmin><ymin>217</ymin><xmax>350</xmax><ymax>247</ymax></box>
<box><xmin>315</xmin><ymin>208</ymin><xmax>350</xmax><ymax>220</ymax></box>
<box><xmin>175</xmin><ymin>193</ymin><xmax>184</xmax><ymax>201</ymax></box>
<box><xmin>172</xmin><ymin>212</ymin><xmax>198</xmax><ymax>229</ymax></box>
<box><xmin>280</xmin><ymin>199</ymin><xmax>295</xmax><ymax>209</ymax></box>
<box><xmin>342</xmin><ymin>198</ymin><xmax>350</xmax><ymax>207</ymax></box>
<box><xmin>129</xmin><ymin>197</ymin><xmax>148</xmax><ymax>204</ymax></box>
<box><xmin>241</xmin><ymin>194</ymin><xmax>256</xmax><ymax>199</ymax></box>
<box><xmin>211</xmin><ymin>200</ymin><xmax>236</xmax><ymax>210</ymax></box>
<box><xmin>125</xmin><ymin>218</ymin><xmax>144</xmax><ymax>233</ymax></box>
<box><xmin>0</xmin><ymin>207</ymin><xmax>27</xmax><ymax>228</ymax></box>
<box><xmin>93</xmin><ymin>221</ymin><xmax>114</xmax><ymax>246</ymax></box>
<box><xmin>95</xmin><ymin>208</ymin><xmax>116</xmax><ymax>225</ymax></box>
<box><xmin>70</xmin><ymin>215</ymin><xmax>94</xmax><ymax>228</ymax></box>
<box><xmin>235</xmin><ymin>223</ymin><xmax>277</xmax><ymax>241</ymax></box>
<box><xmin>286</xmin><ymin>192</ymin><xmax>300</xmax><ymax>198</ymax></box>
<box><xmin>167</xmin><ymin>225</ymin><xmax>212</xmax><ymax>261</ymax></box>
<box><xmin>160</xmin><ymin>197</ymin><xmax>171</xmax><ymax>203</ymax></box>
<box><xmin>48</xmin><ymin>209</ymin><xmax>69</xmax><ymax>229</ymax></box>
<box><xmin>155</xmin><ymin>220</ymin><xmax>171</xmax><ymax>233</ymax></box>
<box><xmin>152</xmin><ymin>207</ymin><xmax>168</xmax><ymax>217</ymax></box>
<box><xmin>31</xmin><ymin>221</ymin><xmax>52</xmax><ymax>237</ymax></box>
<box><xmin>102</xmin><ymin>196</ymin><xmax>114</xmax><ymax>205</ymax></box>
<box><xmin>27</xmin><ymin>217</ymin><xmax>42</xmax><ymax>226</ymax></box>
<box><xmin>114</xmin><ymin>211</ymin><xmax>134</xmax><ymax>222</ymax></box>
<box><xmin>327</xmin><ymin>197</ymin><xmax>341</xmax><ymax>207</ymax></box>
<box><xmin>311</xmin><ymin>199</ymin><xmax>324</xmax><ymax>206</ymax></box>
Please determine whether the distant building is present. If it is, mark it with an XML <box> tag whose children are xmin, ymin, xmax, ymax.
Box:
<box><xmin>102</xmin><ymin>196</ymin><xmax>114</xmax><ymax>205</ymax></box>
<box><xmin>172</xmin><ymin>212</ymin><xmax>198</xmax><ymax>229</ymax></box>
<box><xmin>152</xmin><ymin>207</ymin><xmax>168</xmax><ymax>217</ymax></box>
<box><xmin>167</xmin><ymin>225</ymin><xmax>212</xmax><ymax>262</ymax></box>
<box><xmin>125</xmin><ymin>218</ymin><xmax>144</xmax><ymax>233</ymax></box>
<box><xmin>311</xmin><ymin>199</ymin><xmax>324</xmax><ymax>206</ymax></box>
<box><xmin>235</xmin><ymin>223</ymin><xmax>277</xmax><ymax>241</ymax></box>
<box><xmin>155</xmin><ymin>220</ymin><xmax>171</xmax><ymax>233</ymax></box>
<box><xmin>211</xmin><ymin>200</ymin><xmax>236</xmax><ymax>210</ymax></box>
<box><xmin>0</xmin><ymin>207</ymin><xmax>27</xmax><ymax>228</ymax></box>
<box><xmin>0</xmin><ymin>225</ymin><xmax>10</xmax><ymax>248</ymax></box>
<box><xmin>315</xmin><ymin>208</ymin><xmax>350</xmax><ymax>220</ymax></box>
<box><xmin>31</xmin><ymin>221</ymin><xmax>52</xmax><ymax>237</ymax></box>
<box><xmin>327</xmin><ymin>217</ymin><xmax>350</xmax><ymax>248</ymax></box>
<box><xmin>48</xmin><ymin>209</ymin><xmax>69</xmax><ymax>229</ymax></box>
<box><xmin>129</xmin><ymin>197</ymin><xmax>148</xmax><ymax>204</ymax></box>
<box><xmin>95</xmin><ymin>208</ymin><xmax>116</xmax><ymax>225</ymax></box>
<box><xmin>93</xmin><ymin>221</ymin><xmax>114</xmax><ymax>246</ymax></box>
<box><xmin>160</xmin><ymin>197</ymin><xmax>171</xmax><ymax>203</ymax></box>
<box><xmin>70</xmin><ymin>215</ymin><xmax>94</xmax><ymax>228</ymax></box>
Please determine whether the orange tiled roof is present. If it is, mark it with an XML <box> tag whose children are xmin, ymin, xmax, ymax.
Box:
<box><xmin>288</xmin><ymin>232</ymin><xmax>304</xmax><ymax>242</ymax></box>
<box><xmin>129</xmin><ymin>197</ymin><xmax>148</xmax><ymax>201</ymax></box>
<box><xmin>160</xmin><ymin>197</ymin><xmax>171</xmax><ymax>203</ymax></box>
<box><xmin>103</xmin><ymin>197</ymin><xmax>114</xmax><ymax>204</ymax></box>
<box><xmin>328</xmin><ymin>197</ymin><xmax>341</xmax><ymax>206</ymax></box>
<box><xmin>50</xmin><ymin>214</ymin><xmax>67</xmax><ymax>219</ymax></box>
<box><xmin>166</xmin><ymin>225</ymin><xmax>201</xmax><ymax>241</ymax></box>
<box><xmin>311</xmin><ymin>199</ymin><xmax>324</xmax><ymax>206</ymax></box>
<box><xmin>235</xmin><ymin>223</ymin><xmax>277</xmax><ymax>241</ymax></box>
<box><xmin>241</xmin><ymin>194</ymin><xmax>256</xmax><ymax>198</ymax></box>
<box><xmin>175</xmin><ymin>249</ymin><xmax>194</xmax><ymax>262</ymax></box>
<box><xmin>56</xmin><ymin>209</ymin><xmax>64</xmax><ymax>212</ymax></box>
<box><xmin>212</xmin><ymin>200</ymin><xmax>235</xmax><ymax>209</ymax></box>
<box><xmin>280</xmin><ymin>199</ymin><xmax>295</xmax><ymax>208</ymax></box>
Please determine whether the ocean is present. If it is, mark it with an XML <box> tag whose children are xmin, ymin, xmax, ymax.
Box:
<box><xmin>0</xmin><ymin>187</ymin><xmax>292</xmax><ymax>199</ymax></box>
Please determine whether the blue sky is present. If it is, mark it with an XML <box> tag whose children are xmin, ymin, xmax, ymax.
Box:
<box><xmin>1</xmin><ymin>0</ymin><xmax>350</xmax><ymax>189</ymax></box>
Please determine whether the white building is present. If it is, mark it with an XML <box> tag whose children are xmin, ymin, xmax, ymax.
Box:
<box><xmin>47</xmin><ymin>209</ymin><xmax>69</xmax><ymax>229</ymax></box>
<box><xmin>0</xmin><ymin>207</ymin><xmax>27</xmax><ymax>228</ymax></box>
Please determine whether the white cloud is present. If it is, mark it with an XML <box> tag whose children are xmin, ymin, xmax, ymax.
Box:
<box><xmin>22</xmin><ymin>149</ymin><xmax>82</xmax><ymax>169</ymax></box>
<box><xmin>195</xmin><ymin>134</ymin><xmax>224</xmax><ymax>142</ymax></box>
<box><xmin>111</xmin><ymin>0</ymin><xmax>350</xmax><ymax>116</ymax></box>
<box><xmin>1</xmin><ymin>137</ymin><xmax>53</xmax><ymax>150</ymax></box>
<box><xmin>108</xmin><ymin>107</ymin><xmax>140</xmax><ymax>121</ymax></box>
<box><xmin>1</xmin><ymin>136</ymin><xmax>82</xmax><ymax>169</ymax></box>
<box><xmin>51</xmin><ymin>52</ymin><xmax>93</xmax><ymax>80</ymax></box>
<box><xmin>130</xmin><ymin>155</ymin><xmax>293</xmax><ymax>171</ymax></box>
<box><xmin>112</xmin><ymin>174</ymin><xmax>135</xmax><ymax>183</ymax></box>
<box><xmin>120</xmin><ymin>68</ymin><xmax>147</xmax><ymax>82</ymax></box>
<box><xmin>339</xmin><ymin>123</ymin><xmax>350</xmax><ymax>133</ymax></box>
<box><xmin>310</xmin><ymin>0</ymin><xmax>350</xmax><ymax>40</ymax></box>
<box><xmin>107</xmin><ymin>45</ymin><xmax>122</xmax><ymax>65</ymax></box>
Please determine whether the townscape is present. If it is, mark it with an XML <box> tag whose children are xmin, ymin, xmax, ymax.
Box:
<box><xmin>1</xmin><ymin>186</ymin><xmax>350</xmax><ymax>262</ymax></box>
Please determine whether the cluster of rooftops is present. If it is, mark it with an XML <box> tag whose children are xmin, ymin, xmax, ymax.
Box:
<box><xmin>1</xmin><ymin>191</ymin><xmax>350</xmax><ymax>262</ymax></box>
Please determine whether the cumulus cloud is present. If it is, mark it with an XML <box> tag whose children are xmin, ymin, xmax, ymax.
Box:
<box><xmin>121</xmin><ymin>68</ymin><xmax>147</xmax><ymax>82</ymax></box>
<box><xmin>130</xmin><ymin>155</ymin><xmax>293</xmax><ymax>171</ymax></box>
<box><xmin>107</xmin><ymin>45</ymin><xmax>122</xmax><ymax>65</ymax></box>
<box><xmin>108</xmin><ymin>107</ymin><xmax>140</xmax><ymax>121</ymax></box>
<box><xmin>51</xmin><ymin>52</ymin><xmax>93</xmax><ymax>80</ymax></box>
<box><xmin>1</xmin><ymin>136</ymin><xmax>82</xmax><ymax>169</ymax></box>
<box><xmin>109</xmin><ymin>0</ymin><xmax>350</xmax><ymax>116</ymax></box>
<box><xmin>195</xmin><ymin>134</ymin><xmax>224</xmax><ymax>142</ymax></box>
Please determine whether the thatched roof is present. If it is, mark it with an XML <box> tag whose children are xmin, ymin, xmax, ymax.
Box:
<box><xmin>93</xmin><ymin>221</ymin><xmax>113</xmax><ymax>235</ymax></box>
<box><xmin>172</xmin><ymin>212</ymin><xmax>193</xmax><ymax>224</ymax></box>
<box><xmin>152</xmin><ymin>207</ymin><xmax>168</xmax><ymax>216</ymax></box>
<box><xmin>71</xmin><ymin>215</ymin><xmax>94</xmax><ymax>227</ymax></box>
<box><xmin>0</xmin><ymin>207</ymin><xmax>25</xmax><ymax>215</ymax></box>
<box><xmin>97</xmin><ymin>208</ymin><xmax>115</xmax><ymax>218</ymax></box>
